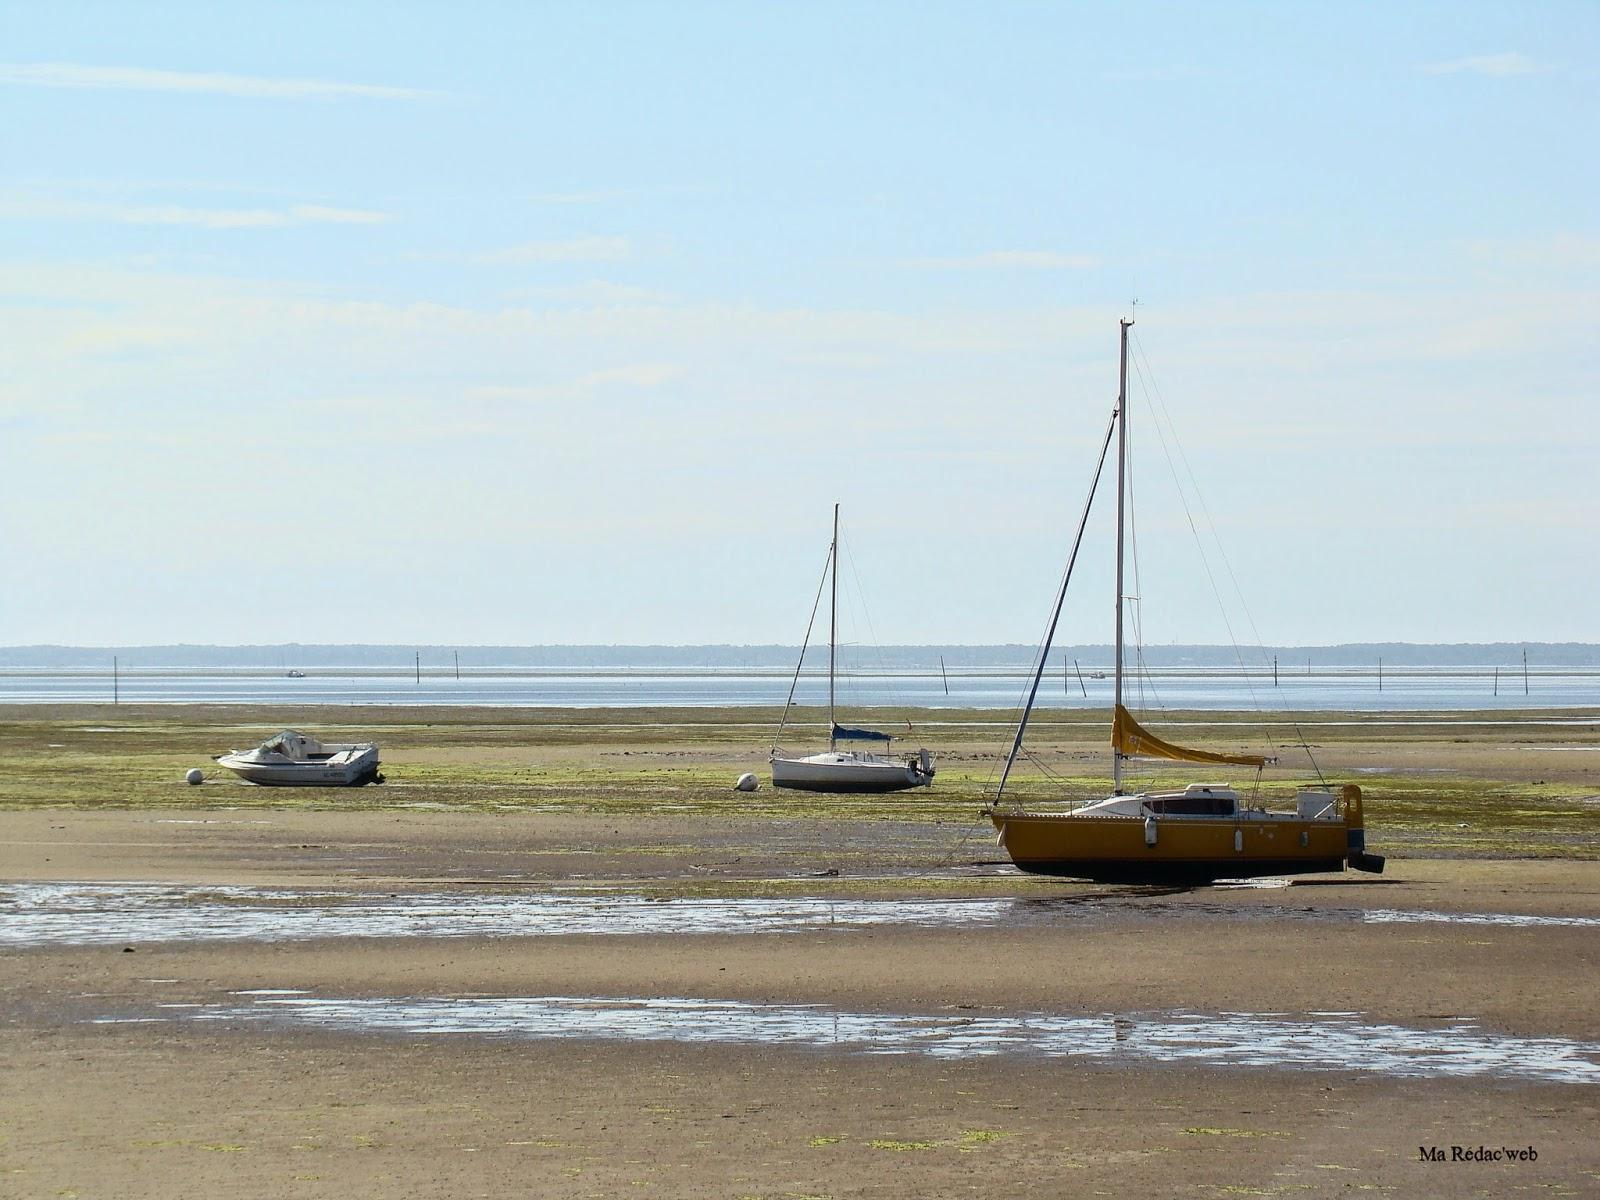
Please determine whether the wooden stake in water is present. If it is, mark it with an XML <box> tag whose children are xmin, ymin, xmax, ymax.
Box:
<box><xmin>1494</xmin><ymin>665</ymin><xmax>1499</xmax><ymax>696</ymax></box>
<box><xmin>1378</xmin><ymin>657</ymin><xmax>1383</xmax><ymax>692</ymax></box>
<box><xmin>113</xmin><ymin>655</ymin><xmax>118</xmax><ymax>705</ymax></box>
<box><xmin>415</xmin><ymin>651</ymin><xmax>421</xmax><ymax>685</ymax></box>
<box><xmin>454</xmin><ymin>650</ymin><xmax>460</xmax><ymax>682</ymax></box>
<box><xmin>1273</xmin><ymin>655</ymin><xmax>1278</xmax><ymax>686</ymax></box>
<box><xmin>1523</xmin><ymin>647</ymin><xmax>1529</xmax><ymax>696</ymax></box>
<box><xmin>939</xmin><ymin>655</ymin><xmax>949</xmax><ymax>696</ymax></box>
<box><xmin>1072</xmin><ymin>658</ymin><xmax>1087</xmax><ymax>698</ymax></box>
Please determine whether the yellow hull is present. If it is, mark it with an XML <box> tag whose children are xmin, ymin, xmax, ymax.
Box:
<box><xmin>990</xmin><ymin>811</ymin><xmax>1355</xmax><ymax>881</ymax></box>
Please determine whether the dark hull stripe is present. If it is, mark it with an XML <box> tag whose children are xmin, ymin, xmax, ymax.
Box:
<box><xmin>1009</xmin><ymin>857</ymin><xmax>1347</xmax><ymax>882</ymax></box>
<box><xmin>772</xmin><ymin>778</ymin><xmax>931</xmax><ymax>794</ymax></box>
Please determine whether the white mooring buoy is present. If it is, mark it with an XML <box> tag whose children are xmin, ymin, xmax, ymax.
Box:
<box><xmin>185</xmin><ymin>768</ymin><xmax>204</xmax><ymax>785</ymax></box>
<box><xmin>734</xmin><ymin>772</ymin><xmax>759</xmax><ymax>792</ymax></box>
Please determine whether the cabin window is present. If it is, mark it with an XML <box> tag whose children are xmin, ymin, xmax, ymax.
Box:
<box><xmin>1146</xmin><ymin>795</ymin><xmax>1235</xmax><ymax>816</ymax></box>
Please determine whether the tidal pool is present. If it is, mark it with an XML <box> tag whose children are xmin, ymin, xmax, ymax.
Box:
<box><xmin>0</xmin><ymin>882</ymin><xmax>1012</xmax><ymax>946</ymax></box>
<box><xmin>123</xmin><ymin>993</ymin><xmax>1600</xmax><ymax>1085</ymax></box>
<box><xmin>5</xmin><ymin>882</ymin><xmax>1596</xmax><ymax>948</ymax></box>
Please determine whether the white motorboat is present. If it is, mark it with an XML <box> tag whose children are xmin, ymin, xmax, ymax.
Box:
<box><xmin>215</xmin><ymin>730</ymin><xmax>382</xmax><ymax>787</ymax></box>
<box><xmin>769</xmin><ymin>504</ymin><xmax>935</xmax><ymax>794</ymax></box>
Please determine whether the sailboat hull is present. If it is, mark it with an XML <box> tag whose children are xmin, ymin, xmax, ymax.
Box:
<box><xmin>987</xmin><ymin>323</ymin><xmax>1384</xmax><ymax>884</ymax></box>
<box><xmin>771</xmin><ymin>752</ymin><xmax>933</xmax><ymax>793</ymax></box>
<box><xmin>989</xmin><ymin>811</ymin><xmax>1351</xmax><ymax>882</ymax></box>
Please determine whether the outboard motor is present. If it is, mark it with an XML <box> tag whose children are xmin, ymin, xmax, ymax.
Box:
<box><xmin>918</xmin><ymin>748</ymin><xmax>933</xmax><ymax>778</ymax></box>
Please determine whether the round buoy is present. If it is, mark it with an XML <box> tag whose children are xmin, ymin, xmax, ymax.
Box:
<box><xmin>185</xmin><ymin>768</ymin><xmax>204</xmax><ymax>785</ymax></box>
<box><xmin>734</xmin><ymin>772</ymin><xmax>759</xmax><ymax>792</ymax></box>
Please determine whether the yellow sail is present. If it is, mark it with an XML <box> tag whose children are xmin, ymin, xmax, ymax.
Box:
<box><xmin>1112</xmin><ymin>704</ymin><xmax>1269</xmax><ymax>768</ymax></box>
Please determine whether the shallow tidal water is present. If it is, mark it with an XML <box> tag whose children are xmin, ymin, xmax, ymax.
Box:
<box><xmin>91</xmin><ymin>992</ymin><xmax>1600</xmax><ymax>1086</ymax></box>
<box><xmin>6</xmin><ymin>665</ymin><xmax>1597</xmax><ymax>710</ymax></box>
<box><xmin>0</xmin><ymin>882</ymin><xmax>1011</xmax><ymax>945</ymax></box>
<box><xmin>4</xmin><ymin>882</ymin><xmax>1598</xmax><ymax>948</ymax></box>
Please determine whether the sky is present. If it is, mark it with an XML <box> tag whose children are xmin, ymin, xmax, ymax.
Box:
<box><xmin>1</xmin><ymin>1</ymin><xmax>1596</xmax><ymax>647</ymax></box>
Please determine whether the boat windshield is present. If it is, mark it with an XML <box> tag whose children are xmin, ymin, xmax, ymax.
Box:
<box><xmin>261</xmin><ymin>730</ymin><xmax>312</xmax><ymax>758</ymax></box>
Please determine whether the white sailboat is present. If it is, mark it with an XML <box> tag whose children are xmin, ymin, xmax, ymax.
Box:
<box><xmin>769</xmin><ymin>504</ymin><xmax>935</xmax><ymax>793</ymax></box>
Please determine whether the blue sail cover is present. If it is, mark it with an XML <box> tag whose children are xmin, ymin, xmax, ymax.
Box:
<box><xmin>833</xmin><ymin>724</ymin><xmax>893</xmax><ymax>742</ymax></box>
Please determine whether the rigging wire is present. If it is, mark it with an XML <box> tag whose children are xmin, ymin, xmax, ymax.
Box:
<box><xmin>981</xmin><ymin>510</ymin><xmax>1100</xmax><ymax>796</ymax></box>
<box><xmin>1123</xmin><ymin>409</ymin><xmax>1148</xmax><ymax>791</ymax></box>
<box><xmin>1129</xmin><ymin>347</ymin><xmax>1275</xmax><ymax>778</ymax></box>
<box><xmin>1021</xmin><ymin>746</ymin><xmax>1071</xmax><ymax>782</ymax></box>
<box><xmin>1128</xmin><ymin>330</ymin><xmax>1325</xmax><ymax>784</ymax></box>
<box><xmin>1127</xmin><ymin>349</ymin><xmax>1258</xmax><ymax>700</ymax></box>
<box><xmin>772</xmin><ymin>539</ymin><xmax>834</xmax><ymax>756</ymax></box>
<box><xmin>1132</xmin><ymin>335</ymin><xmax>1323</xmax><ymax>782</ymax></box>
<box><xmin>839</xmin><ymin>529</ymin><xmax>909</xmax><ymax>734</ymax></box>
<box><xmin>995</xmin><ymin>404</ymin><xmax>1120</xmax><ymax>803</ymax></box>
<box><xmin>1122</xmin><ymin>397</ymin><xmax>1177</xmax><ymax>795</ymax></box>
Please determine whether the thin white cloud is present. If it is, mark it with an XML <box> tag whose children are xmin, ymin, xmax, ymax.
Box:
<box><xmin>3</xmin><ymin>259</ymin><xmax>1594</xmax><ymax>645</ymax></box>
<box><xmin>526</xmin><ymin>184</ymin><xmax>706</xmax><ymax>205</ymax></box>
<box><xmin>1423</xmin><ymin>53</ymin><xmax>1547</xmax><ymax>77</ymax></box>
<box><xmin>0</xmin><ymin>197</ymin><xmax>391</xmax><ymax>229</ymax></box>
<box><xmin>0</xmin><ymin>61</ymin><xmax>440</xmax><ymax>101</ymax></box>
<box><xmin>578</xmin><ymin>363</ymin><xmax>681</xmax><ymax>388</ymax></box>
<box><xmin>490</xmin><ymin>236</ymin><xmax>631</xmax><ymax>263</ymax></box>
<box><xmin>1100</xmin><ymin>65</ymin><xmax>1202</xmax><ymax>82</ymax></box>
<box><xmin>511</xmin><ymin>280</ymin><xmax>666</xmax><ymax>305</ymax></box>
<box><xmin>467</xmin><ymin>362</ymin><xmax>681</xmax><ymax>402</ymax></box>
<box><xmin>15</xmin><ymin>175</ymin><xmax>310</xmax><ymax>199</ymax></box>
<box><xmin>529</xmin><ymin>190</ymin><xmax>632</xmax><ymax>205</ymax></box>
<box><xmin>286</xmin><ymin>205</ymin><xmax>391</xmax><ymax>226</ymax></box>
<box><xmin>448</xmin><ymin>236</ymin><xmax>632</xmax><ymax>264</ymax></box>
<box><xmin>904</xmin><ymin>250</ymin><xmax>1100</xmax><ymax>270</ymax></box>
<box><xmin>1465</xmin><ymin>232</ymin><xmax>1600</xmax><ymax>269</ymax></box>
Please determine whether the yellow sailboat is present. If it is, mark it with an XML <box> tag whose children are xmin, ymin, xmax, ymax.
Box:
<box><xmin>986</xmin><ymin>319</ymin><xmax>1384</xmax><ymax>882</ymax></box>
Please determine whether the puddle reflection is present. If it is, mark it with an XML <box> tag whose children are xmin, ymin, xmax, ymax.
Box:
<box><xmin>163</xmin><ymin>994</ymin><xmax>1600</xmax><ymax>1085</ymax></box>
<box><xmin>0</xmin><ymin>882</ymin><xmax>1011</xmax><ymax>946</ymax></box>
<box><xmin>4</xmin><ymin>882</ymin><xmax>1597</xmax><ymax>949</ymax></box>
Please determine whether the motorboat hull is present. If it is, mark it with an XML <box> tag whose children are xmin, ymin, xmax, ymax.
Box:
<box><xmin>771</xmin><ymin>752</ymin><xmax>933</xmax><ymax>793</ymax></box>
<box><xmin>216</xmin><ymin>745</ymin><xmax>381</xmax><ymax>787</ymax></box>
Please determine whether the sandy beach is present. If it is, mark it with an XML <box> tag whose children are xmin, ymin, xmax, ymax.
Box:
<box><xmin>3</xmin><ymin>705</ymin><xmax>1598</xmax><ymax>1197</ymax></box>
<box><xmin>12</xmin><ymin>4</ymin><xmax>1600</xmax><ymax>1193</ymax></box>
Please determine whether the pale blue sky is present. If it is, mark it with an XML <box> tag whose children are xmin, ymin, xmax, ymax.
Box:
<box><xmin>1</xmin><ymin>2</ymin><xmax>1596</xmax><ymax>646</ymax></box>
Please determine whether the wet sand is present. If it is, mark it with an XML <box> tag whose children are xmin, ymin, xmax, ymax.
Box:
<box><xmin>3</xmin><ymin>708</ymin><xmax>1598</xmax><ymax>1197</ymax></box>
<box><xmin>9</xmin><ymin>1022</ymin><xmax>1596</xmax><ymax>1200</ymax></box>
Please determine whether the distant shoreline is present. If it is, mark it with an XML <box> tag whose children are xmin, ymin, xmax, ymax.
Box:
<box><xmin>4</xmin><ymin>664</ymin><xmax>1599</xmax><ymax>678</ymax></box>
<box><xmin>5</xmin><ymin>642</ymin><xmax>1599</xmax><ymax>670</ymax></box>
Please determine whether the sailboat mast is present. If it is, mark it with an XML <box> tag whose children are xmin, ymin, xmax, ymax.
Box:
<box><xmin>1113</xmin><ymin>317</ymin><xmax>1132</xmax><ymax>793</ymax></box>
<box><xmin>829</xmin><ymin>502</ymin><xmax>839</xmax><ymax>750</ymax></box>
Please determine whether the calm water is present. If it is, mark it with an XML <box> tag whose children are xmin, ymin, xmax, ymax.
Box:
<box><xmin>100</xmin><ymin>993</ymin><xmax>1600</xmax><ymax>1085</ymax></box>
<box><xmin>2</xmin><ymin>666</ymin><xmax>1596</xmax><ymax>710</ymax></box>
<box><xmin>7</xmin><ymin>882</ymin><xmax>1597</xmax><ymax>949</ymax></box>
